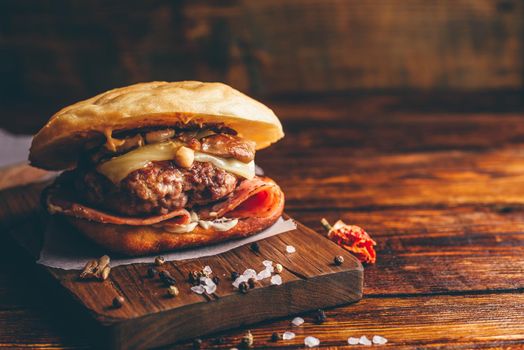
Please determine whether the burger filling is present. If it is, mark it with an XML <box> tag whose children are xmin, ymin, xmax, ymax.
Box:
<box><xmin>69</xmin><ymin>126</ymin><xmax>257</xmax><ymax>217</ymax></box>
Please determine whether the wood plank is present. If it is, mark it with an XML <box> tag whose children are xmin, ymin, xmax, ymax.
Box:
<box><xmin>2</xmin><ymin>293</ymin><xmax>522</xmax><ymax>349</ymax></box>
<box><xmin>171</xmin><ymin>293</ymin><xmax>524</xmax><ymax>349</ymax></box>
<box><xmin>2</xmin><ymin>0</ymin><xmax>522</xmax><ymax>108</ymax></box>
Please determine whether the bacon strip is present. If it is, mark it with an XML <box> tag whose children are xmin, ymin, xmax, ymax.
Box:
<box><xmin>46</xmin><ymin>192</ymin><xmax>191</xmax><ymax>226</ymax></box>
<box><xmin>45</xmin><ymin>176</ymin><xmax>278</xmax><ymax>227</ymax></box>
<box><xmin>197</xmin><ymin>177</ymin><xmax>280</xmax><ymax>219</ymax></box>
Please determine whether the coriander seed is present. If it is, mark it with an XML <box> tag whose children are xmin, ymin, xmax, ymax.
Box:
<box><xmin>231</xmin><ymin>271</ymin><xmax>240</xmax><ymax>280</ymax></box>
<box><xmin>112</xmin><ymin>296</ymin><xmax>125</xmax><ymax>308</ymax></box>
<box><xmin>167</xmin><ymin>285</ymin><xmax>179</xmax><ymax>297</ymax></box>
<box><xmin>238</xmin><ymin>281</ymin><xmax>249</xmax><ymax>294</ymax></box>
<box><xmin>147</xmin><ymin>267</ymin><xmax>157</xmax><ymax>278</ymax></box>
<box><xmin>275</xmin><ymin>263</ymin><xmax>283</xmax><ymax>273</ymax></box>
<box><xmin>154</xmin><ymin>256</ymin><xmax>165</xmax><ymax>266</ymax></box>
<box><xmin>334</xmin><ymin>255</ymin><xmax>344</xmax><ymax>266</ymax></box>
<box><xmin>247</xmin><ymin>278</ymin><xmax>256</xmax><ymax>289</ymax></box>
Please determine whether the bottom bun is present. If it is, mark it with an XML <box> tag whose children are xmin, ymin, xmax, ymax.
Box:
<box><xmin>67</xmin><ymin>180</ymin><xmax>285</xmax><ymax>256</ymax></box>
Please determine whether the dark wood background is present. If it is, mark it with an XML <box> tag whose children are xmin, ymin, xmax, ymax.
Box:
<box><xmin>1</xmin><ymin>0</ymin><xmax>524</xmax><ymax>132</ymax></box>
<box><xmin>1</xmin><ymin>1</ymin><xmax>524</xmax><ymax>349</ymax></box>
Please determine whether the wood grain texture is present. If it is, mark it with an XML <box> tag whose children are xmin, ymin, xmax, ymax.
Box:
<box><xmin>1</xmin><ymin>93</ymin><xmax>524</xmax><ymax>348</ymax></box>
<box><xmin>1</xmin><ymin>0</ymin><xmax>523</xmax><ymax>108</ymax></box>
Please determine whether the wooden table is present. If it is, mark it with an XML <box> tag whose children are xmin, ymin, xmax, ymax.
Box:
<box><xmin>1</xmin><ymin>92</ymin><xmax>523</xmax><ymax>349</ymax></box>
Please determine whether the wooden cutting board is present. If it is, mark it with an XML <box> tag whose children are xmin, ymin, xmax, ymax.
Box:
<box><xmin>0</xmin><ymin>180</ymin><xmax>363</xmax><ymax>350</ymax></box>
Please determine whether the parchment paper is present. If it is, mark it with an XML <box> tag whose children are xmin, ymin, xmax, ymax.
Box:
<box><xmin>37</xmin><ymin>217</ymin><xmax>296</xmax><ymax>270</ymax></box>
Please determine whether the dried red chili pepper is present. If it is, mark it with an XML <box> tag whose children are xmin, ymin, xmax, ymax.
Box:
<box><xmin>321</xmin><ymin>218</ymin><xmax>377</xmax><ymax>264</ymax></box>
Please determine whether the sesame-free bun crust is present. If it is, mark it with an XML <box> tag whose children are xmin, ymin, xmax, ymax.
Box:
<box><xmin>30</xmin><ymin>81</ymin><xmax>284</xmax><ymax>170</ymax></box>
<box><xmin>66</xmin><ymin>182</ymin><xmax>285</xmax><ymax>256</ymax></box>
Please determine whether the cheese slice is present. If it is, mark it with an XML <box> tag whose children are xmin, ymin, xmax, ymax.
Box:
<box><xmin>97</xmin><ymin>141</ymin><xmax>255</xmax><ymax>184</ymax></box>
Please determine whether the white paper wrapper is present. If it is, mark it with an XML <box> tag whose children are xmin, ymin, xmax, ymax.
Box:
<box><xmin>37</xmin><ymin>217</ymin><xmax>296</xmax><ymax>270</ymax></box>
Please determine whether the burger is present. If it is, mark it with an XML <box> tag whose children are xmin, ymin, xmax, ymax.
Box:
<box><xmin>29</xmin><ymin>81</ymin><xmax>285</xmax><ymax>256</ymax></box>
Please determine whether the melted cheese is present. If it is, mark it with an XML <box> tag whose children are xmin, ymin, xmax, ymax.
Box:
<box><xmin>97</xmin><ymin>141</ymin><xmax>255</xmax><ymax>184</ymax></box>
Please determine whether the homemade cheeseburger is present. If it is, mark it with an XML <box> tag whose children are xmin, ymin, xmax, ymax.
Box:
<box><xmin>29</xmin><ymin>81</ymin><xmax>285</xmax><ymax>256</ymax></box>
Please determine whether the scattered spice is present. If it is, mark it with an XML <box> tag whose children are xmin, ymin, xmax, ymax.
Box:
<box><xmin>292</xmin><ymin>316</ymin><xmax>304</xmax><ymax>326</ymax></box>
<box><xmin>334</xmin><ymin>255</ymin><xmax>344</xmax><ymax>266</ymax></box>
<box><xmin>282</xmin><ymin>331</ymin><xmax>295</xmax><ymax>340</ymax></box>
<box><xmin>238</xmin><ymin>281</ymin><xmax>249</xmax><ymax>294</ymax></box>
<box><xmin>112</xmin><ymin>296</ymin><xmax>125</xmax><ymax>308</ymax></box>
<box><xmin>250</xmin><ymin>242</ymin><xmax>260</xmax><ymax>253</ymax></box>
<box><xmin>304</xmin><ymin>336</ymin><xmax>320</xmax><ymax>348</ymax></box>
<box><xmin>80</xmin><ymin>255</ymin><xmax>111</xmax><ymax>281</ymax></box>
<box><xmin>147</xmin><ymin>267</ymin><xmax>157</xmax><ymax>278</ymax></box>
<box><xmin>159</xmin><ymin>271</ymin><xmax>176</xmax><ymax>286</ymax></box>
<box><xmin>212</xmin><ymin>276</ymin><xmax>220</xmax><ymax>285</ymax></box>
<box><xmin>286</xmin><ymin>245</ymin><xmax>296</xmax><ymax>253</ymax></box>
<box><xmin>359</xmin><ymin>335</ymin><xmax>372</xmax><ymax>346</ymax></box>
<box><xmin>188</xmin><ymin>271</ymin><xmax>199</xmax><ymax>285</ymax></box>
<box><xmin>240</xmin><ymin>330</ymin><xmax>253</xmax><ymax>348</ymax></box>
<box><xmin>275</xmin><ymin>263</ymin><xmax>283</xmax><ymax>273</ymax></box>
<box><xmin>270</xmin><ymin>274</ymin><xmax>282</xmax><ymax>286</ymax></box>
<box><xmin>167</xmin><ymin>285</ymin><xmax>179</xmax><ymax>297</ymax></box>
<box><xmin>372</xmin><ymin>335</ymin><xmax>388</xmax><ymax>345</ymax></box>
<box><xmin>192</xmin><ymin>338</ymin><xmax>202</xmax><ymax>349</ymax></box>
<box><xmin>247</xmin><ymin>278</ymin><xmax>256</xmax><ymax>289</ymax></box>
<box><xmin>315</xmin><ymin>309</ymin><xmax>326</xmax><ymax>324</ymax></box>
<box><xmin>271</xmin><ymin>332</ymin><xmax>281</xmax><ymax>342</ymax></box>
<box><xmin>154</xmin><ymin>256</ymin><xmax>165</xmax><ymax>266</ymax></box>
<box><xmin>348</xmin><ymin>337</ymin><xmax>359</xmax><ymax>345</ymax></box>
<box><xmin>202</xmin><ymin>265</ymin><xmax>212</xmax><ymax>276</ymax></box>
<box><xmin>231</xmin><ymin>271</ymin><xmax>240</xmax><ymax>280</ymax></box>
<box><xmin>321</xmin><ymin>218</ymin><xmax>377</xmax><ymax>264</ymax></box>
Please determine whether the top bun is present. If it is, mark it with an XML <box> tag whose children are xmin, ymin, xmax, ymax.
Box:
<box><xmin>29</xmin><ymin>81</ymin><xmax>284</xmax><ymax>170</ymax></box>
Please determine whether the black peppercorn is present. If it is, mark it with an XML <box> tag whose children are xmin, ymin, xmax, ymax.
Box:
<box><xmin>147</xmin><ymin>267</ymin><xmax>157</xmax><ymax>278</ymax></box>
<box><xmin>315</xmin><ymin>308</ymin><xmax>327</xmax><ymax>323</ymax></box>
<box><xmin>192</xmin><ymin>338</ymin><xmax>202</xmax><ymax>349</ymax></box>
<box><xmin>112</xmin><ymin>296</ymin><xmax>125</xmax><ymax>308</ymax></box>
<box><xmin>250</xmin><ymin>242</ymin><xmax>260</xmax><ymax>253</ymax></box>
<box><xmin>247</xmin><ymin>278</ymin><xmax>256</xmax><ymax>289</ymax></box>
<box><xmin>159</xmin><ymin>271</ymin><xmax>176</xmax><ymax>286</ymax></box>
<box><xmin>334</xmin><ymin>255</ymin><xmax>344</xmax><ymax>266</ymax></box>
<box><xmin>271</xmin><ymin>332</ymin><xmax>281</xmax><ymax>342</ymax></box>
<box><xmin>238</xmin><ymin>281</ymin><xmax>249</xmax><ymax>294</ymax></box>
<box><xmin>231</xmin><ymin>271</ymin><xmax>240</xmax><ymax>280</ymax></box>
<box><xmin>212</xmin><ymin>276</ymin><xmax>220</xmax><ymax>285</ymax></box>
<box><xmin>188</xmin><ymin>271</ymin><xmax>199</xmax><ymax>285</ymax></box>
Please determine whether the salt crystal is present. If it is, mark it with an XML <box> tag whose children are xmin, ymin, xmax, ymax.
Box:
<box><xmin>232</xmin><ymin>275</ymin><xmax>248</xmax><ymax>288</ymax></box>
<box><xmin>205</xmin><ymin>277</ymin><xmax>215</xmax><ymax>286</ymax></box>
<box><xmin>265</xmin><ymin>264</ymin><xmax>275</xmax><ymax>273</ymax></box>
<box><xmin>282</xmin><ymin>331</ymin><xmax>295</xmax><ymax>340</ymax></box>
<box><xmin>286</xmin><ymin>245</ymin><xmax>296</xmax><ymax>253</ymax></box>
<box><xmin>202</xmin><ymin>265</ymin><xmax>212</xmax><ymax>275</ymax></box>
<box><xmin>304</xmin><ymin>336</ymin><xmax>320</xmax><ymax>348</ymax></box>
<box><xmin>291</xmin><ymin>317</ymin><xmax>304</xmax><ymax>326</ymax></box>
<box><xmin>256</xmin><ymin>268</ymin><xmax>272</xmax><ymax>280</ymax></box>
<box><xmin>191</xmin><ymin>285</ymin><xmax>205</xmax><ymax>294</ymax></box>
<box><xmin>359</xmin><ymin>336</ymin><xmax>372</xmax><ymax>346</ymax></box>
<box><xmin>204</xmin><ymin>283</ymin><xmax>217</xmax><ymax>294</ymax></box>
<box><xmin>348</xmin><ymin>337</ymin><xmax>359</xmax><ymax>345</ymax></box>
<box><xmin>262</xmin><ymin>260</ymin><xmax>273</xmax><ymax>267</ymax></box>
<box><xmin>270</xmin><ymin>274</ymin><xmax>282</xmax><ymax>285</ymax></box>
<box><xmin>372</xmin><ymin>335</ymin><xmax>388</xmax><ymax>345</ymax></box>
<box><xmin>242</xmin><ymin>268</ymin><xmax>257</xmax><ymax>279</ymax></box>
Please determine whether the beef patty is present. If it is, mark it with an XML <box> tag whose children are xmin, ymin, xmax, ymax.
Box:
<box><xmin>76</xmin><ymin>161</ymin><xmax>238</xmax><ymax>216</ymax></box>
